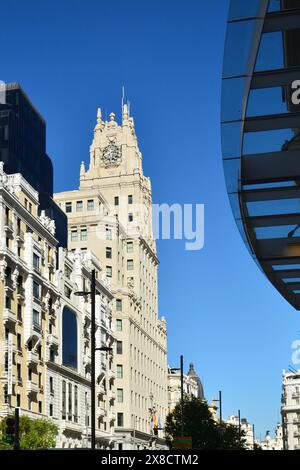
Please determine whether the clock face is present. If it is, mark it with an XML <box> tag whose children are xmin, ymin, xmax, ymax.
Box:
<box><xmin>102</xmin><ymin>142</ymin><xmax>121</xmax><ymax>167</ymax></box>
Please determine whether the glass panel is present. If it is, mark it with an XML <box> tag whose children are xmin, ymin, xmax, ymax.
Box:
<box><xmin>283</xmin><ymin>278</ymin><xmax>300</xmax><ymax>282</ymax></box>
<box><xmin>62</xmin><ymin>307</ymin><xmax>78</xmax><ymax>369</ymax></box>
<box><xmin>243</xmin><ymin>181</ymin><xmax>296</xmax><ymax>190</ymax></box>
<box><xmin>273</xmin><ymin>264</ymin><xmax>300</xmax><ymax>270</ymax></box>
<box><xmin>222</xmin><ymin>77</ymin><xmax>246</xmax><ymax>122</ymax></box>
<box><xmin>246</xmin><ymin>87</ymin><xmax>288</xmax><ymax>117</ymax></box>
<box><xmin>255</xmin><ymin>32</ymin><xmax>284</xmax><ymax>71</ymax></box>
<box><xmin>223</xmin><ymin>20</ymin><xmax>256</xmax><ymax>78</ymax></box>
<box><xmin>228</xmin><ymin>192</ymin><xmax>242</xmax><ymax>219</ymax></box>
<box><xmin>247</xmin><ymin>198</ymin><xmax>300</xmax><ymax>216</ymax></box>
<box><xmin>229</xmin><ymin>0</ymin><xmax>264</xmax><ymax>21</ymax></box>
<box><xmin>293</xmin><ymin>290</ymin><xmax>300</xmax><ymax>293</ymax></box>
<box><xmin>222</xmin><ymin>122</ymin><xmax>243</xmax><ymax>158</ymax></box>
<box><xmin>243</xmin><ymin>128</ymin><xmax>295</xmax><ymax>154</ymax></box>
<box><xmin>268</xmin><ymin>0</ymin><xmax>300</xmax><ymax>12</ymax></box>
<box><xmin>255</xmin><ymin>225</ymin><xmax>296</xmax><ymax>239</ymax></box>
<box><xmin>223</xmin><ymin>159</ymin><xmax>240</xmax><ymax>193</ymax></box>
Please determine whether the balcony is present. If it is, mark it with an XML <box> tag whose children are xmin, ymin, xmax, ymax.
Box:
<box><xmin>83</xmin><ymin>354</ymin><xmax>91</xmax><ymax>366</ymax></box>
<box><xmin>47</xmin><ymin>334</ymin><xmax>59</xmax><ymax>347</ymax></box>
<box><xmin>47</xmin><ymin>256</ymin><xmax>55</xmax><ymax>268</ymax></box>
<box><xmin>97</xmin><ymin>384</ymin><xmax>105</xmax><ymax>396</ymax></box>
<box><xmin>4</xmin><ymin>219</ymin><xmax>13</xmax><ymax>232</ymax></box>
<box><xmin>26</xmin><ymin>380</ymin><xmax>39</xmax><ymax>394</ymax></box>
<box><xmin>109</xmin><ymin>411</ymin><xmax>116</xmax><ymax>421</ymax></box>
<box><xmin>108</xmin><ymin>369</ymin><xmax>115</xmax><ymax>380</ymax></box>
<box><xmin>108</xmin><ymin>390</ymin><xmax>116</xmax><ymax>401</ymax></box>
<box><xmin>16</xmin><ymin>229</ymin><xmax>24</xmax><ymax>242</ymax></box>
<box><xmin>33</xmin><ymin>265</ymin><xmax>42</xmax><ymax>276</ymax></box>
<box><xmin>3</xmin><ymin>308</ymin><xmax>17</xmax><ymax>324</ymax></box>
<box><xmin>292</xmin><ymin>393</ymin><xmax>300</xmax><ymax>399</ymax></box>
<box><xmin>26</xmin><ymin>350</ymin><xmax>39</xmax><ymax>365</ymax></box>
<box><xmin>293</xmin><ymin>418</ymin><xmax>300</xmax><ymax>424</ymax></box>
<box><xmin>17</xmin><ymin>286</ymin><xmax>25</xmax><ymax>299</ymax></box>
<box><xmin>97</xmin><ymin>406</ymin><xmax>106</xmax><ymax>418</ymax></box>
<box><xmin>61</xmin><ymin>419</ymin><xmax>81</xmax><ymax>433</ymax></box>
<box><xmin>294</xmin><ymin>431</ymin><xmax>300</xmax><ymax>438</ymax></box>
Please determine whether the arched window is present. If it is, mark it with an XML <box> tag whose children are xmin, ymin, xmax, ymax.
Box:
<box><xmin>62</xmin><ymin>307</ymin><xmax>77</xmax><ymax>369</ymax></box>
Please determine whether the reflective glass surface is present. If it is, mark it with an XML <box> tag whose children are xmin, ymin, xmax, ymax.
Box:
<box><xmin>223</xmin><ymin>20</ymin><xmax>257</xmax><ymax>78</ymax></box>
<box><xmin>222</xmin><ymin>77</ymin><xmax>246</xmax><ymax>122</ymax></box>
<box><xmin>283</xmin><ymin>278</ymin><xmax>300</xmax><ymax>282</ymax></box>
<box><xmin>247</xmin><ymin>198</ymin><xmax>300</xmax><ymax>216</ymax></box>
<box><xmin>222</xmin><ymin>122</ymin><xmax>243</xmax><ymax>158</ymax></box>
<box><xmin>223</xmin><ymin>159</ymin><xmax>240</xmax><ymax>193</ymax></box>
<box><xmin>62</xmin><ymin>307</ymin><xmax>78</xmax><ymax>369</ymax></box>
<box><xmin>255</xmin><ymin>32</ymin><xmax>284</xmax><ymax>71</ymax></box>
<box><xmin>243</xmin><ymin>128</ymin><xmax>294</xmax><ymax>154</ymax></box>
<box><xmin>255</xmin><ymin>225</ymin><xmax>297</xmax><ymax>239</ymax></box>
<box><xmin>268</xmin><ymin>0</ymin><xmax>300</xmax><ymax>12</ymax></box>
<box><xmin>243</xmin><ymin>181</ymin><xmax>296</xmax><ymax>190</ymax></box>
<box><xmin>246</xmin><ymin>87</ymin><xmax>288</xmax><ymax>117</ymax></box>
<box><xmin>273</xmin><ymin>264</ymin><xmax>300</xmax><ymax>270</ymax></box>
<box><xmin>229</xmin><ymin>0</ymin><xmax>265</xmax><ymax>20</ymax></box>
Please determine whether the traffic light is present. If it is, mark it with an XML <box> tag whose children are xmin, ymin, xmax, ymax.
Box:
<box><xmin>5</xmin><ymin>417</ymin><xmax>15</xmax><ymax>444</ymax></box>
<box><xmin>153</xmin><ymin>426</ymin><xmax>158</xmax><ymax>436</ymax></box>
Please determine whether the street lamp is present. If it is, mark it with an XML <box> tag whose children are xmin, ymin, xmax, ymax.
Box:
<box><xmin>75</xmin><ymin>268</ymin><xmax>113</xmax><ymax>451</ymax></box>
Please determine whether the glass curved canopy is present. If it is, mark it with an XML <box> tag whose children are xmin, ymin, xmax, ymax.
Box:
<box><xmin>222</xmin><ymin>0</ymin><xmax>300</xmax><ymax>309</ymax></box>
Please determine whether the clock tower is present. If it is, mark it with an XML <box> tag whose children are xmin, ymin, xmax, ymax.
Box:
<box><xmin>54</xmin><ymin>102</ymin><xmax>168</xmax><ymax>449</ymax></box>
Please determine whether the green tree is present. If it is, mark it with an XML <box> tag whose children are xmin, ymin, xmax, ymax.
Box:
<box><xmin>0</xmin><ymin>415</ymin><xmax>57</xmax><ymax>450</ymax></box>
<box><xmin>165</xmin><ymin>396</ymin><xmax>247</xmax><ymax>450</ymax></box>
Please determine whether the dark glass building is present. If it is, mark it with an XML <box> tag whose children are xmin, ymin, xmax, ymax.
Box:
<box><xmin>222</xmin><ymin>1</ymin><xmax>300</xmax><ymax>309</ymax></box>
<box><xmin>0</xmin><ymin>83</ymin><xmax>67</xmax><ymax>247</ymax></box>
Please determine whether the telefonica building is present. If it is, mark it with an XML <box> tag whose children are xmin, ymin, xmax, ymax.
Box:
<box><xmin>222</xmin><ymin>0</ymin><xmax>300</xmax><ymax>309</ymax></box>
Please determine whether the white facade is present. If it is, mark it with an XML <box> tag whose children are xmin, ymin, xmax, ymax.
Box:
<box><xmin>259</xmin><ymin>426</ymin><xmax>283</xmax><ymax>451</ymax></box>
<box><xmin>54</xmin><ymin>105</ymin><xmax>168</xmax><ymax>449</ymax></box>
<box><xmin>0</xmin><ymin>167</ymin><xmax>116</xmax><ymax>448</ymax></box>
<box><xmin>281</xmin><ymin>369</ymin><xmax>300</xmax><ymax>450</ymax></box>
<box><xmin>226</xmin><ymin>415</ymin><xmax>254</xmax><ymax>449</ymax></box>
<box><xmin>168</xmin><ymin>363</ymin><xmax>204</xmax><ymax>413</ymax></box>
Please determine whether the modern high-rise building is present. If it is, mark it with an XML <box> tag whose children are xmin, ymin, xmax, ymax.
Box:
<box><xmin>0</xmin><ymin>83</ymin><xmax>67</xmax><ymax>247</ymax></box>
<box><xmin>54</xmin><ymin>104</ymin><xmax>168</xmax><ymax>449</ymax></box>
<box><xmin>221</xmin><ymin>1</ymin><xmax>300</xmax><ymax>308</ymax></box>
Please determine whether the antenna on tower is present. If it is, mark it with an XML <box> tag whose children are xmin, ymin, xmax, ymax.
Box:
<box><xmin>128</xmin><ymin>99</ymin><xmax>131</xmax><ymax>116</ymax></box>
<box><xmin>122</xmin><ymin>85</ymin><xmax>125</xmax><ymax>110</ymax></box>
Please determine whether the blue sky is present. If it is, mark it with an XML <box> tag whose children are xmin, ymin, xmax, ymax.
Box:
<box><xmin>1</xmin><ymin>0</ymin><xmax>299</xmax><ymax>439</ymax></box>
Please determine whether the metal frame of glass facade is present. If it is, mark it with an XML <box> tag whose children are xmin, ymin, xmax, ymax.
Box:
<box><xmin>222</xmin><ymin>0</ymin><xmax>300</xmax><ymax>309</ymax></box>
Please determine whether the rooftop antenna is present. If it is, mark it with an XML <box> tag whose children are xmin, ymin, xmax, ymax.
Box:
<box><xmin>122</xmin><ymin>85</ymin><xmax>125</xmax><ymax>110</ymax></box>
<box><xmin>128</xmin><ymin>99</ymin><xmax>131</xmax><ymax>116</ymax></box>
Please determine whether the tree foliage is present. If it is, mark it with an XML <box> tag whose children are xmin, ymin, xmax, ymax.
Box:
<box><xmin>165</xmin><ymin>396</ymin><xmax>247</xmax><ymax>450</ymax></box>
<box><xmin>0</xmin><ymin>415</ymin><xmax>57</xmax><ymax>450</ymax></box>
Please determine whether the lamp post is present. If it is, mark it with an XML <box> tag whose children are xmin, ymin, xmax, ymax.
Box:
<box><xmin>75</xmin><ymin>268</ymin><xmax>113</xmax><ymax>450</ymax></box>
<box><xmin>170</xmin><ymin>354</ymin><xmax>184</xmax><ymax>437</ymax></box>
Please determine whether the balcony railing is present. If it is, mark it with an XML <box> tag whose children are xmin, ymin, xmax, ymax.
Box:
<box><xmin>3</xmin><ymin>308</ymin><xmax>17</xmax><ymax>324</ymax></box>
<box><xmin>26</xmin><ymin>380</ymin><xmax>39</xmax><ymax>393</ymax></box>
<box><xmin>4</xmin><ymin>219</ymin><xmax>13</xmax><ymax>231</ymax></box>
<box><xmin>26</xmin><ymin>350</ymin><xmax>39</xmax><ymax>364</ymax></box>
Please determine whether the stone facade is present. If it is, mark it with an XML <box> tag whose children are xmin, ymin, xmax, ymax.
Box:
<box><xmin>54</xmin><ymin>105</ymin><xmax>168</xmax><ymax>449</ymax></box>
<box><xmin>281</xmin><ymin>369</ymin><xmax>300</xmax><ymax>450</ymax></box>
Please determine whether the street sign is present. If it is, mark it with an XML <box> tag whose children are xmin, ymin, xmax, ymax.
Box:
<box><xmin>173</xmin><ymin>436</ymin><xmax>193</xmax><ymax>449</ymax></box>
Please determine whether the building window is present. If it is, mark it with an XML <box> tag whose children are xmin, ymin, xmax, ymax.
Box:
<box><xmin>49</xmin><ymin>404</ymin><xmax>53</xmax><ymax>417</ymax></box>
<box><xmin>128</xmin><ymin>213</ymin><xmax>133</xmax><ymax>222</ymax></box>
<box><xmin>5</xmin><ymin>296</ymin><xmax>11</xmax><ymax>309</ymax></box>
<box><xmin>116</xmin><ymin>319</ymin><xmax>122</xmax><ymax>332</ymax></box>
<box><xmin>33</xmin><ymin>253</ymin><xmax>40</xmax><ymax>271</ymax></box>
<box><xmin>74</xmin><ymin>385</ymin><xmax>78</xmax><ymax>422</ymax></box>
<box><xmin>33</xmin><ymin>281</ymin><xmax>40</xmax><ymax>299</ymax></box>
<box><xmin>38</xmin><ymin>401</ymin><xmax>42</xmax><ymax>414</ymax></box>
<box><xmin>62</xmin><ymin>380</ymin><xmax>66</xmax><ymax>419</ymax></box>
<box><xmin>127</xmin><ymin>259</ymin><xmax>134</xmax><ymax>270</ymax></box>
<box><xmin>128</xmin><ymin>195</ymin><xmax>133</xmax><ymax>204</ymax></box>
<box><xmin>106</xmin><ymin>247</ymin><xmax>112</xmax><ymax>259</ymax></box>
<box><xmin>33</xmin><ymin>309</ymin><xmax>40</xmax><ymax>327</ymax></box>
<box><xmin>117</xmin><ymin>364</ymin><xmax>123</xmax><ymax>379</ymax></box>
<box><xmin>80</xmin><ymin>228</ymin><xmax>87</xmax><ymax>241</ymax></box>
<box><xmin>76</xmin><ymin>201</ymin><xmax>83</xmax><ymax>212</ymax></box>
<box><xmin>17</xmin><ymin>303</ymin><xmax>22</xmax><ymax>321</ymax></box>
<box><xmin>106</xmin><ymin>266</ymin><xmax>112</xmax><ymax>278</ymax></box>
<box><xmin>127</xmin><ymin>242</ymin><xmax>133</xmax><ymax>253</ymax></box>
<box><xmin>87</xmin><ymin>199</ymin><xmax>94</xmax><ymax>211</ymax></box>
<box><xmin>50</xmin><ymin>376</ymin><xmax>54</xmax><ymax>394</ymax></box>
<box><xmin>64</xmin><ymin>285</ymin><xmax>72</xmax><ymax>299</ymax></box>
<box><xmin>17</xmin><ymin>394</ymin><xmax>21</xmax><ymax>407</ymax></box>
<box><xmin>71</xmin><ymin>230</ymin><xmax>78</xmax><ymax>242</ymax></box>
<box><xmin>17</xmin><ymin>363</ymin><xmax>21</xmax><ymax>381</ymax></box>
<box><xmin>62</xmin><ymin>307</ymin><xmax>78</xmax><ymax>369</ymax></box>
<box><xmin>116</xmin><ymin>299</ymin><xmax>122</xmax><ymax>311</ymax></box>
<box><xmin>106</xmin><ymin>228</ymin><xmax>112</xmax><ymax>240</ymax></box>
<box><xmin>17</xmin><ymin>333</ymin><xmax>21</xmax><ymax>351</ymax></box>
<box><xmin>117</xmin><ymin>413</ymin><xmax>124</xmax><ymax>427</ymax></box>
<box><xmin>68</xmin><ymin>383</ymin><xmax>72</xmax><ymax>421</ymax></box>
<box><xmin>117</xmin><ymin>389</ymin><xmax>124</xmax><ymax>403</ymax></box>
<box><xmin>66</xmin><ymin>202</ymin><xmax>72</xmax><ymax>213</ymax></box>
<box><xmin>116</xmin><ymin>341</ymin><xmax>123</xmax><ymax>354</ymax></box>
<box><xmin>114</xmin><ymin>196</ymin><xmax>119</xmax><ymax>206</ymax></box>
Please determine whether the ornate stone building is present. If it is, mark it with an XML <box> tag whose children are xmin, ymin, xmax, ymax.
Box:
<box><xmin>167</xmin><ymin>363</ymin><xmax>204</xmax><ymax>413</ymax></box>
<box><xmin>54</xmin><ymin>104</ymin><xmax>168</xmax><ymax>449</ymax></box>
<box><xmin>281</xmin><ymin>369</ymin><xmax>300</xmax><ymax>450</ymax></box>
<box><xmin>0</xmin><ymin>165</ymin><xmax>116</xmax><ymax>448</ymax></box>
